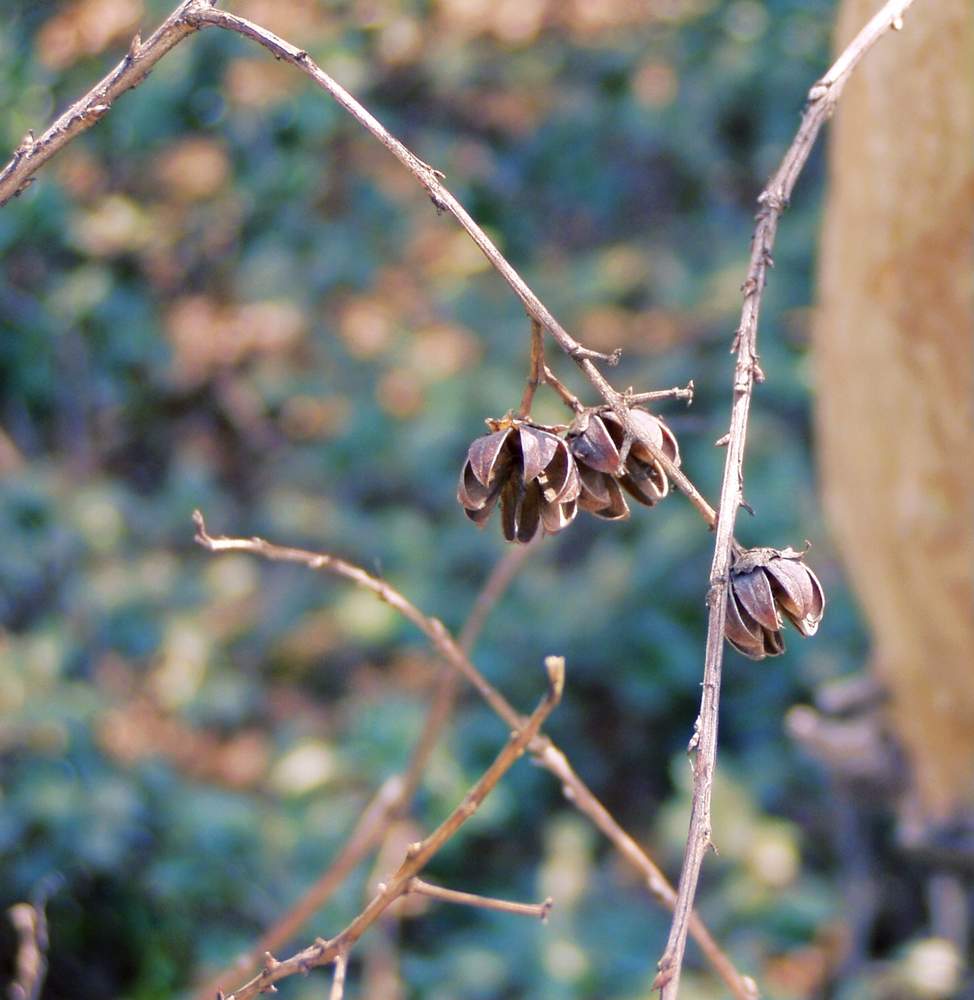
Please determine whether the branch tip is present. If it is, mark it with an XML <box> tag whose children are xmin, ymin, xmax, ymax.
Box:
<box><xmin>544</xmin><ymin>655</ymin><xmax>565</xmax><ymax>700</ymax></box>
<box><xmin>191</xmin><ymin>509</ymin><xmax>210</xmax><ymax>546</ymax></box>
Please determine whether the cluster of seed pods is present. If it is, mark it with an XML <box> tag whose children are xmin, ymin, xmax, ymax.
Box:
<box><xmin>457</xmin><ymin>407</ymin><xmax>680</xmax><ymax>544</ymax></box>
<box><xmin>725</xmin><ymin>547</ymin><xmax>826</xmax><ymax>659</ymax></box>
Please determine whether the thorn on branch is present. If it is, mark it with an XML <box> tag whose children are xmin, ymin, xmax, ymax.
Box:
<box><xmin>16</xmin><ymin>131</ymin><xmax>36</xmax><ymax>158</ymax></box>
<box><xmin>756</xmin><ymin>189</ymin><xmax>788</xmax><ymax>213</ymax></box>
<box><xmin>714</xmin><ymin>433</ymin><xmax>730</xmax><ymax>448</ymax></box>
<box><xmin>807</xmin><ymin>79</ymin><xmax>831</xmax><ymax>102</ymax></box>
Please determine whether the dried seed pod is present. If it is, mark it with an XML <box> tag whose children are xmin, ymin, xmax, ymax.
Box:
<box><xmin>725</xmin><ymin>547</ymin><xmax>826</xmax><ymax>660</ymax></box>
<box><xmin>458</xmin><ymin>420</ymin><xmax>580</xmax><ymax>543</ymax></box>
<box><xmin>567</xmin><ymin>406</ymin><xmax>680</xmax><ymax>518</ymax></box>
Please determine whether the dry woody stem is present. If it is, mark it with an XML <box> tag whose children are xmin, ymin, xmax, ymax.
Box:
<box><xmin>653</xmin><ymin>2</ymin><xmax>919</xmax><ymax>997</ymax></box>
<box><xmin>194</xmin><ymin>511</ymin><xmax>755</xmax><ymax>1000</ymax></box>
<box><xmin>328</xmin><ymin>952</ymin><xmax>348</xmax><ymax>1000</ymax></box>
<box><xmin>221</xmin><ymin>652</ymin><xmax>564</xmax><ymax>999</ymax></box>
<box><xmin>406</xmin><ymin>879</ymin><xmax>553</xmax><ymax>922</ymax></box>
<box><xmin>195</xmin><ymin>543</ymin><xmax>537</xmax><ymax>997</ymax></box>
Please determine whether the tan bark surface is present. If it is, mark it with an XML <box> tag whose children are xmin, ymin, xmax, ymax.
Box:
<box><xmin>814</xmin><ymin>1</ymin><xmax>974</xmax><ymax>819</ymax></box>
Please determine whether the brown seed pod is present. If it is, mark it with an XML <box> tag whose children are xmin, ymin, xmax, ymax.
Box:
<box><xmin>458</xmin><ymin>420</ymin><xmax>580</xmax><ymax>543</ymax></box>
<box><xmin>725</xmin><ymin>547</ymin><xmax>826</xmax><ymax>660</ymax></box>
<box><xmin>567</xmin><ymin>406</ymin><xmax>680</xmax><ymax>518</ymax></box>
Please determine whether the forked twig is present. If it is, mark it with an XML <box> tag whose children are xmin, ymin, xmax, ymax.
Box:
<box><xmin>653</xmin><ymin>2</ymin><xmax>918</xmax><ymax>996</ymax></box>
<box><xmin>194</xmin><ymin>511</ymin><xmax>757</xmax><ymax>1000</ymax></box>
<box><xmin>193</xmin><ymin>534</ymin><xmax>536</xmax><ymax>1000</ymax></box>
<box><xmin>222</xmin><ymin>654</ymin><xmax>564</xmax><ymax>999</ymax></box>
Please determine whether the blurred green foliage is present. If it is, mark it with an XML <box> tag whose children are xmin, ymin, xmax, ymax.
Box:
<box><xmin>0</xmin><ymin>1</ymin><xmax>930</xmax><ymax>998</ymax></box>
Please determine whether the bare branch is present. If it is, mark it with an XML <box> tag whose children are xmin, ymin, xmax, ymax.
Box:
<box><xmin>193</xmin><ymin>534</ymin><xmax>536</xmax><ymax>1000</ymax></box>
<box><xmin>458</xmin><ymin>541</ymin><xmax>538</xmax><ymax>656</ymax></box>
<box><xmin>406</xmin><ymin>879</ymin><xmax>553</xmax><ymax>922</ymax></box>
<box><xmin>399</xmin><ymin>537</ymin><xmax>539</xmax><ymax>804</ymax></box>
<box><xmin>534</xmin><ymin>741</ymin><xmax>759</xmax><ymax>1000</ymax></box>
<box><xmin>194</xmin><ymin>510</ymin><xmax>518</xmax><ymax>725</ymax></box>
<box><xmin>329</xmin><ymin>952</ymin><xmax>348</xmax><ymax>1000</ymax></box>
<box><xmin>194</xmin><ymin>512</ymin><xmax>757</xmax><ymax>1000</ymax></box>
<box><xmin>0</xmin><ymin>1</ymin><xmax>212</xmax><ymax>207</ymax></box>
<box><xmin>654</xmin><ymin>2</ymin><xmax>919</xmax><ymax>996</ymax></box>
<box><xmin>518</xmin><ymin>320</ymin><xmax>546</xmax><ymax>418</ymax></box>
<box><xmin>222</xmin><ymin>656</ymin><xmax>565</xmax><ymax>999</ymax></box>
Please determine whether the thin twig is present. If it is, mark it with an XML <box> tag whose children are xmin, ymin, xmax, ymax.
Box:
<box><xmin>406</xmin><ymin>879</ymin><xmax>553</xmax><ymax>922</ymax></box>
<box><xmin>329</xmin><ymin>952</ymin><xmax>348</xmax><ymax>1000</ymax></box>
<box><xmin>0</xmin><ymin>0</ymin><xmax>206</xmax><ymax>206</ymax></box>
<box><xmin>194</xmin><ymin>512</ymin><xmax>757</xmax><ymax>1000</ymax></box>
<box><xmin>653</xmin><ymin>2</ymin><xmax>919</xmax><ymax>996</ymax></box>
<box><xmin>541</xmin><ymin>364</ymin><xmax>585</xmax><ymax>413</ymax></box>
<box><xmin>518</xmin><ymin>320</ymin><xmax>546</xmax><ymax>417</ymax></box>
<box><xmin>194</xmin><ymin>510</ymin><xmax>517</xmax><ymax>723</ymax></box>
<box><xmin>193</xmin><ymin>539</ymin><xmax>535</xmax><ymax>1000</ymax></box>
<box><xmin>223</xmin><ymin>656</ymin><xmax>565</xmax><ymax>999</ymax></box>
<box><xmin>625</xmin><ymin>381</ymin><xmax>695</xmax><ymax>407</ymax></box>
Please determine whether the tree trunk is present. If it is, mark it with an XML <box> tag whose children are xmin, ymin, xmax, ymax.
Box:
<box><xmin>813</xmin><ymin>0</ymin><xmax>974</xmax><ymax>821</ymax></box>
